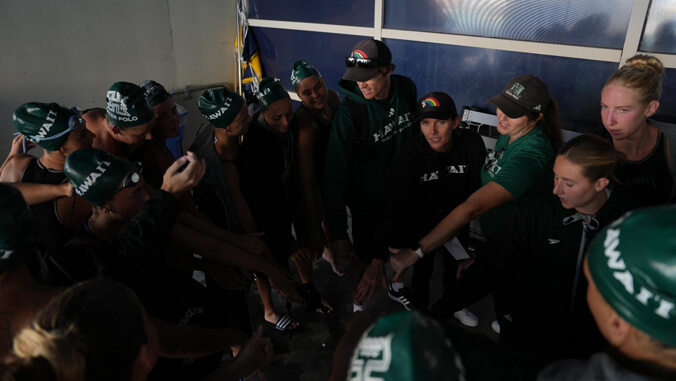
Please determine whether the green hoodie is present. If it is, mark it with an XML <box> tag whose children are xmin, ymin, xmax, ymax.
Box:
<box><xmin>324</xmin><ymin>74</ymin><xmax>417</xmax><ymax>244</ymax></box>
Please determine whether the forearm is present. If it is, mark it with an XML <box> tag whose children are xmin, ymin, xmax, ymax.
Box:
<box><xmin>153</xmin><ymin>317</ymin><xmax>247</xmax><ymax>359</ymax></box>
<box><xmin>419</xmin><ymin>202</ymin><xmax>478</xmax><ymax>254</ymax></box>
<box><xmin>10</xmin><ymin>182</ymin><xmax>70</xmax><ymax>205</ymax></box>
<box><xmin>177</xmin><ymin>211</ymin><xmax>252</xmax><ymax>250</ymax></box>
<box><xmin>170</xmin><ymin>223</ymin><xmax>276</xmax><ymax>275</ymax></box>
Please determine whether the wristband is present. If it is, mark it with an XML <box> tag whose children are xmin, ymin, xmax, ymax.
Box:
<box><xmin>412</xmin><ymin>243</ymin><xmax>424</xmax><ymax>259</ymax></box>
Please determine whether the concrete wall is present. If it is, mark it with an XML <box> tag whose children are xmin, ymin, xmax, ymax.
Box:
<box><xmin>0</xmin><ymin>0</ymin><xmax>238</xmax><ymax>158</ymax></box>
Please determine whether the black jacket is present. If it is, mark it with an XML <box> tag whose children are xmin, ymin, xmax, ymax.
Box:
<box><xmin>437</xmin><ymin>187</ymin><xmax>638</xmax><ymax>359</ymax></box>
<box><xmin>379</xmin><ymin>129</ymin><xmax>486</xmax><ymax>251</ymax></box>
<box><xmin>238</xmin><ymin>116</ymin><xmax>296</xmax><ymax>265</ymax></box>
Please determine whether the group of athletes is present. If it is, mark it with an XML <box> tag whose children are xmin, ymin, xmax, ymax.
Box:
<box><xmin>0</xmin><ymin>38</ymin><xmax>675</xmax><ymax>381</ymax></box>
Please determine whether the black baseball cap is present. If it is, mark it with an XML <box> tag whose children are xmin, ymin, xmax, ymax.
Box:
<box><xmin>488</xmin><ymin>75</ymin><xmax>550</xmax><ymax>118</ymax></box>
<box><xmin>413</xmin><ymin>91</ymin><xmax>458</xmax><ymax>124</ymax></box>
<box><xmin>342</xmin><ymin>39</ymin><xmax>392</xmax><ymax>82</ymax></box>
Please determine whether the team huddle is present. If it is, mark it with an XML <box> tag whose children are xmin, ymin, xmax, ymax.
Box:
<box><xmin>0</xmin><ymin>38</ymin><xmax>675</xmax><ymax>381</ymax></box>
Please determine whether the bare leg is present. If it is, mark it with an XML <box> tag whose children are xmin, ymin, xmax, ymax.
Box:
<box><xmin>322</xmin><ymin>246</ymin><xmax>345</xmax><ymax>276</ymax></box>
<box><xmin>257</xmin><ymin>278</ymin><xmax>298</xmax><ymax>329</ymax></box>
<box><xmin>321</xmin><ymin>222</ymin><xmax>344</xmax><ymax>276</ymax></box>
<box><xmin>292</xmin><ymin>250</ymin><xmax>333</xmax><ymax>313</ymax></box>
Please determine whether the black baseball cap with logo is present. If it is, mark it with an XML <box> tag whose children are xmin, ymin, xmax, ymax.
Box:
<box><xmin>413</xmin><ymin>91</ymin><xmax>458</xmax><ymax>124</ymax></box>
<box><xmin>488</xmin><ymin>75</ymin><xmax>550</xmax><ymax>118</ymax></box>
<box><xmin>342</xmin><ymin>39</ymin><xmax>392</xmax><ymax>82</ymax></box>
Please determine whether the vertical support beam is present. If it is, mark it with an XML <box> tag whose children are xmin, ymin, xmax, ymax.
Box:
<box><xmin>373</xmin><ymin>0</ymin><xmax>384</xmax><ymax>40</ymax></box>
<box><xmin>619</xmin><ymin>0</ymin><xmax>651</xmax><ymax>67</ymax></box>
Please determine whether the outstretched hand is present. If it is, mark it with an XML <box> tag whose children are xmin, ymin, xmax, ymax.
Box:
<box><xmin>268</xmin><ymin>268</ymin><xmax>301</xmax><ymax>303</ymax></box>
<box><xmin>331</xmin><ymin>239</ymin><xmax>355</xmax><ymax>259</ymax></box>
<box><xmin>389</xmin><ymin>247</ymin><xmax>420</xmax><ymax>281</ymax></box>
<box><xmin>355</xmin><ymin>259</ymin><xmax>387</xmax><ymax>303</ymax></box>
<box><xmin>233</xmin><ymin>326</ymin><xmax>277</xmax><ymax>374</ymax></box>
<box><xmin>456</xmin><ymin>258</ymin><xmax>474</xmax><ymax>280</ymax></box>
<box><xmin>161</xmin><ymin>151</ymin><xmax>206</xmax><ymax>198</ymax></box>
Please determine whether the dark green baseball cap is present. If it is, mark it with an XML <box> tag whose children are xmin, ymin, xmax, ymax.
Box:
<box><xmin>12</xmin><ymin>102</ymin><xmax>82</xmax><ymax>151</ymax></box>
<box><xmin>198</xmin><ymin>87</ymin><xmax>245</xmax><ymax>128</ymax></box>
<box><xmin>106</xmin><ymin>82</ymin><xmax>154</xmax><ymax>128</ymax></box>
<box><xmin>139</xmin><ymin>80</ymin><xmax>172</xmax><ymax>107</ymax></box>
<box><xmin>290</xmin><ymin>60</ymin><xmax>321</xmax><ymax>90</ymax></box>
<box><xmin>257</xmin><ymin>77</ymin><xmax>290</xmax><ymax>112</ymax></box>
<box><xmin>349</xmin><ymin>311</ymin><xmax>465</xmax><ymax>381</ymax></box>
<box><xmin>64</xmin><ymin>148</ymin><xmax>139</xmax><ymax>206</ymax></box>
<box><xmin>587</xmin><ymin>206</ymin><xmax>676</xmax><ymax>346</ymax></box>
<box><xmin>0</xmin><ymin>184</ymin><xmax>35</xmax><ymax>272</ymax></box>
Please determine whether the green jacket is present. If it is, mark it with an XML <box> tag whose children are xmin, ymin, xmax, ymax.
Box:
<box><xmin>324</xmin><ymin>74</ymin><xmax>417</xmax><ymax>241</ymax></box>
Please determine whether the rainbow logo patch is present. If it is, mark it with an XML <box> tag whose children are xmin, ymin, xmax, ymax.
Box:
<box><xmin>422</xmin><ymin>97</ymin><xmax>440</xmax><ymax>107</ymax></box>
<box><xmin>352</xmin><ymin>50</ymin><xmax>368</xmax><ymax>59</ymax></box>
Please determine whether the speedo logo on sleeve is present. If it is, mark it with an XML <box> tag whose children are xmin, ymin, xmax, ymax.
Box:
<box><xmin>74</xmin><ymin>161</ymin><xmax>111</xmax><ymax>196</ymax></box>
<box><xmin>603</xmin><ymin>228</ymin><xmax>675</xmax><ymax>319</ymax></box>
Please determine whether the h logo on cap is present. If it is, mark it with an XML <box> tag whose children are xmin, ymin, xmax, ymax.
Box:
<box><xmin>506</xmin><ymin>83</ymin><xmax>525</xmax><ymax>100</ymax></box>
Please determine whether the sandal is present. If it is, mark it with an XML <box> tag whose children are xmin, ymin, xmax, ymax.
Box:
<box><xmin>298</xmin><ymin>282</ymin><xmax>333</xmax><ymax>314</ymax></box>
<box><xmin>266</xmin><ymin>314</ymin><xmax>300</xmax><ymax>332</ymax></box>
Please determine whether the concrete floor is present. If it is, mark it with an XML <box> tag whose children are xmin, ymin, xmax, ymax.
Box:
<box><xmin>245</xmin><ymin>252</ymin><xmax>498</xmax><ymax>381</ymax></box>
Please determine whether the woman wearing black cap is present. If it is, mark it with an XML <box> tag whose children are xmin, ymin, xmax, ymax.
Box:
<box><xmin>380</xmin><ymin>91</ymin><xmax>485</xmax><ymax>327</ymax></box>
<box><xmin>391</xmin><ymin>75</ymin><xmax>562</xmax><ymax>332</ymax></box>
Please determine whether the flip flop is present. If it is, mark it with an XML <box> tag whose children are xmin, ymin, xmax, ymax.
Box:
<box><xmin>267</xmin><ymin>314</ymin><xmax>299</xmax><ymax>332</ymax></box>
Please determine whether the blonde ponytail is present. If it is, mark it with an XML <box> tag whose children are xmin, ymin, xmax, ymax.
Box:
<box><xmin>13</xmin><ymin>325</ymin><xmax>85</xmax><ymax>381</ymax></box>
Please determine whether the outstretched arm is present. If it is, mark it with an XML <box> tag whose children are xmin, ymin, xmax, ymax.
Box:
<box><xmin>8</xmin><ymin>182</ymin><xmax>72</xmax><ymax>205</ymax></box>
<box><xmin>390</xmin><ymin>181</ymin><xmax>513</xmax><ymax>278</ymax></box>
<box><xmin>152</xmin><ymin>316</ymin><xmax>249</xmax><ymax>359</ymax></box>
<box><xmin>201</xmin><ymin>326</ymin><xmax>276</xmax><ymax>381</ymax></box>
<box><xmin>169</xmin><ymin>223</ymin><xmax>300</xmax><ymax>302</ymax></box>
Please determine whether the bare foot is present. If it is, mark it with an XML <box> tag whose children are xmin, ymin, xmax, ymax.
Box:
<box><xmin>316</xmin><ymin>298</ymin><xmax>334</xmax><ymax>314</ymax></box>
<box><xmin>322</xmin><ymin>246</ymin><xmax>344</xmax><ymax>276</ymax></box>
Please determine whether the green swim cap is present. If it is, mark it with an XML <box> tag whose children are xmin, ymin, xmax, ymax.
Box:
<box><xmin>0</xmin><ymin>184</ymin><xmax>35</xmax><ymax>272</ymax></box>
<box><xmin>198</xmin><ymin>88</ymin><xmax>245</xmax><ymax>128</ymax></box>
<box><xmin>290</xmin><ymin>60</ymin><xmax>321</xmax><ymax>90</ymax></box>
<box><xmin>257</xmin><ymin>77</ymin><xmax>290</xmax><ymax>112</ymax></box>
<box><xmin>139</xmin><ymin>80</ymin><xmax>172</xmax><ymax>107</ymax></box>
<box><xmin>106</xmin><ymin>82</ymin><xmax>154</xmax><ymax>128</ymax></box>
<box><xmin>349</xmin><ymin>311</ymin><xmax>465</xmax><ymax>381</ymax></box>
<box><xmin>12</xmin><ymin>102</ymin><xmax>80</xmax><ymax>151</ymax></box>
<box><xmin>65</xmin><ymin>148</ymin><xmax>137</xmax><ymax>206</ymax></box>
<box><xmin>588</xmin><ymin>206</ymin><xmax>676</xmax><ymax>347</ymax></box>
